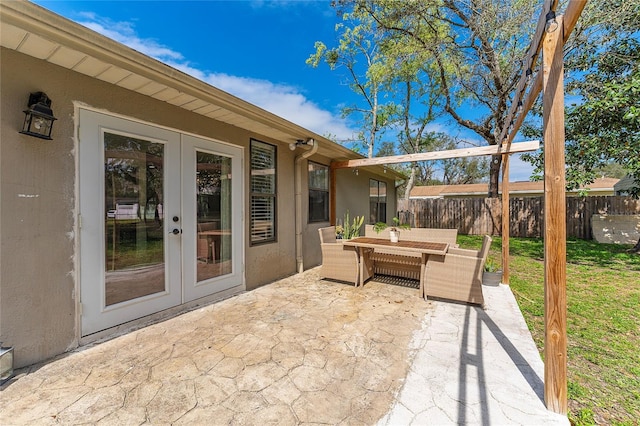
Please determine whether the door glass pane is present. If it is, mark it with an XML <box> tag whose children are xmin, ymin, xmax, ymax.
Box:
<box><xmin>196</xmin><ymin>151</ymin><xmax>233</xmax><ymax>281</ymax></box>
<box><xmin>104</xmin><ymin>133</ymin><xmax>165</xmax><ymax>306</ymax></box>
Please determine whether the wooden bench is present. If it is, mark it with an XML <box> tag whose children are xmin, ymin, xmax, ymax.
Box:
<box><xmin>363</xmin><ymin>225</ymin><xmax>458</xmax><ymax>280</ymax></box>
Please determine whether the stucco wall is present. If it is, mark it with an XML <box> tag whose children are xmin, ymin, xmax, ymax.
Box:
<box><xmin>336</xmin><ymin>168</ymin><xmax>398</xmax><ymax>228</ymax></box>
<box><xmin>1</xmin><ymin>48</ymin><xmax>78</xmax><ymax>368</ymax></box>
<box><xmin>300</xmin><ymin>162</ymin><xmax>399</xmax><ymax>270</ymax></box>
<box><xmin>592</xmin><ymin>215</ymin><xmax>640</xmax><ymax>245</ymax></box>
<box><xmin>1</xmin><ymin>48</ymin><xmax>308</xmax><ymax>366</ymax></box>
<box><xmin>1</xmin><ymin>46</ymin><xmax>398</xmax><ymax>367</ymax></box>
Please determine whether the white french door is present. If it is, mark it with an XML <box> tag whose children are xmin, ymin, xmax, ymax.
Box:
<box><xmin>79</xmin><ymin>109</ymin><xmax>243</xmax><ymax>336</ymax></box>
<box><xmin>181</xmin><ymin>134</ymin><xmax>243</xmax><ymax>301</ymax></box>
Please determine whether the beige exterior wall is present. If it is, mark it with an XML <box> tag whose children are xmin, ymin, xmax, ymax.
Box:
<box><xmin>302</xmin><ymin>165</ymin><xmax>398</xmax><ymax>271</ymax></box>
<box><xmin>2</xmin><ymin>47</ymin><xmax>399</xmax><ymax>367</ymax></box>
<box><xmin>1</xmin><ymin>49</ymin><xmax>78</xmax><ymax>368</ymax></box>
<box><xmin>336</xmin><ymin>168</ymin><xmax>398</xmax><ymax>227</ymax></box>
<box><xmin>2</xmin><ymin>48</ymin><xmax>355</xmax><ymax>367</ymax></box>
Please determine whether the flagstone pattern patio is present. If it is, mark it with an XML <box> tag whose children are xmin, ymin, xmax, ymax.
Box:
<box><xmin>0</xmin><ymin>268</ymin><xmax>568</xmax><ymax>425</ymax></box>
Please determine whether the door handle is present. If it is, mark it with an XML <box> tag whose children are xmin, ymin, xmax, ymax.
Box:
<box><xmin>170</xmin><ymin>228</ymin><xmax>182</xmax><ymax>235</ymax></box>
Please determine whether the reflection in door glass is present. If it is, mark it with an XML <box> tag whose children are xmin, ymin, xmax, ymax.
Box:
<box><xmin>196</xmin><ymin>151</ymin><xmax>232</xmax><ymax>281</ymax></box>
<box><xmin>104</xmin><ymin>133</ymin><xmax>165</xmax><ymax>306</ymax></box>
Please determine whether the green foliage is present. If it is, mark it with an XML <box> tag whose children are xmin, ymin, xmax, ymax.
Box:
<box><xmin>313</xmin><ymin>0</ymin><xmax>536</xmax><ymax>193</ymax></box>
<box><xmin>307</xmin><ymin>7</ymin><xmax>395</xmax><ymax>158</ymax></box>
<box><xmin>522</xmin><ymin>0</ymin><xmax>640</xmax><ymax>197</ymax></box>
<box><xmin>344</xmin><ymin>0</ymin><xmax>538</xmax><ymax>196</ymax></box>
<box><xmin>465</xmin><ymin>235</ymin><xmax>640</xmax><ymax>424</ymax></box>
<box><xmin>338</xmin><ymin>210</ymin><xmax>365</xmax><ymax>239</ymax></box>
<box><xmin>373</xmin><ymin>222</ymin><xmax>388</xmax><ymax>234</ymax></box>
<box><xmin>373</xmin><ymin>216</ymin><xmax>410</xmax><ymax>233</ymax></box>
<box><xmin>483</xmin><ymin>258</ymin><xmax>500</xmax><ymax>273</ymax></box>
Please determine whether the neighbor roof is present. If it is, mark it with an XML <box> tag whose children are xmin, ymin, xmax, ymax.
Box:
<box><xmin>410</xmin><ymin>177</ymin><xmax>620</xmax><ymax>198</ymax></box>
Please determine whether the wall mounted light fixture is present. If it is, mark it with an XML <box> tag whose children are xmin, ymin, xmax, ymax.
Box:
<box><xmin>0</xmin><ymin>342</ymin><xmax>13</xmax><ymax>385</ymax></box>
<box><xmin>545</xmin><ymin>10</ymin><xmax>559</xmax><ymax>33</ymax></box>
<box><xmin>20</xmin><ymin>92</ymin><xmax>57</xmax><ymax>140</ymax></box>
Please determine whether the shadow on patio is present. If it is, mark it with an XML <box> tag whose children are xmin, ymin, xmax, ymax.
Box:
<box><xmin>0</xmin><ymin>268</ymin><xmax>567</xmax><ymax>425</ymax></box>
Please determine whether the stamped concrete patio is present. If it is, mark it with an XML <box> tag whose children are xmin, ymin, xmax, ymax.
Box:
<box><xmin>0</xmin><ymin>268</ymin><xmax>568</xmax><ymax>425</ymax></box>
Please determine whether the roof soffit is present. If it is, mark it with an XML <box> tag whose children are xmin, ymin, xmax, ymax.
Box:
<box><xmin>1</xmin><ymin>1</ymin><xmax>367</xmax><ymax>163</ymax></box>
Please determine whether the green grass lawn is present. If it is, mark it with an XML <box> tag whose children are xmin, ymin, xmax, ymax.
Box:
<box><xmin>105</xmin><ymin>220</ymin><xmax>164</xmax><ymax>270</ymax></box>
<box><xmin>458</xmin><ymin>235</ymin><xmax>640</xmax><ymax>425</ymax></box>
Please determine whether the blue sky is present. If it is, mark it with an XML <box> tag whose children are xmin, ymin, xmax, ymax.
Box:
<box><xmin>33</xmin><ymin>0</ymin><xmax>534</xmax><ymax>181</ymax></box>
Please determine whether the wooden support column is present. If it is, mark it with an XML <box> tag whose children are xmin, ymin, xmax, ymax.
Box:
<box><xmin>543</xmin><ymin>14</ymin><xmax>568</xmax><ymax>414</ymax></box>
<box><xmin>501</xmin><ymin>156</ymin><xmax>510</xmax><ymax>284</ymax></box>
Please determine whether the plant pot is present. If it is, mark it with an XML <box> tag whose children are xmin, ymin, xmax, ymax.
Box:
<box><xmin>389</xmin><ymin>230</ymin><xmax>399</xmax><ymax>243</ymax></box>
<box><xmin>483</xmin><ymin>271</ymin><xmax>502</xmax><ymax>286</ymax></box>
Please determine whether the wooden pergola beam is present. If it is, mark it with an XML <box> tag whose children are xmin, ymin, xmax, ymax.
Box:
<box><xmin>500</xmin><ymin>0</ymin><xmax>557</xmax><ymax>286</ymax></box>
<box><xmin>500</xmin><ymin>1</ymin><xmax>586</xmax><ymax>290</ymax></box>
<box><xmin>499</xmin><ymin>1</ymin><xmax>586</xmax><ymax>415</ymax></box>
<box><xmin>498</xmin><ymin>0</ymin><xmax>559</xmax><ymax>149</ymax></box>
<box><xmin>330</xmin><ymin>140</ymin><xmax>539</xmax><ymax>170</ymax></box>
<box><xmin>543</xmin><ymin>13</ymin><xmax>568</xmax><ymax>415</ymax></box>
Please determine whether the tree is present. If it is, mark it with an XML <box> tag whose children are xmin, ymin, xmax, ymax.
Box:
<box><xmin>346</xmin><ymin>0</ymin><xmax>538</xmax><ymax>197</ymax></box>
<box><xmin>441</xmin><ymin>146</ymin><xmax>489</xmax><ymax>185</ymax></box>
<box><xmin>307</xmin><ymin>9</ymin><xmax>395</xmax><ymax>158</ymax></box>
<box><xmin>522</xmin><ymin>0</ymin><xmax>640</xmax><ymax>251</ymax></box>
<box><xmin>394</xmin><ymin>75</ymin><xmax>441</xmax><ymax>200</ymax></box>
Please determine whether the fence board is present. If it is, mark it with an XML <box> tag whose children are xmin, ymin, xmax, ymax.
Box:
<box><xmin>397</xmin><ymin>196</ymin><xmax>640</xmax><ymax>239</ymax></box>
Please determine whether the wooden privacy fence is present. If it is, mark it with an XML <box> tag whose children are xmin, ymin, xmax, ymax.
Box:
<box><xmin>398</xmin><ymin>196</ymin><xmax>640</xmax><ymax>239</ymax></box>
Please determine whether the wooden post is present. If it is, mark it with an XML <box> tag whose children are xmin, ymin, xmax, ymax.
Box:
<box><xmin>501</xmin><ymin>156</ymin><xmax>510</xmax><ymax>284</ymax></box>
<box><xmin>543</xmin><ymin>14</ymin><xmax>568</xmax><ymax>414</ymax></box>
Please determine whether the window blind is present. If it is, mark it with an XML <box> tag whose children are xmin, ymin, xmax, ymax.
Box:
<box><xmin>250</xmin><ymin>140</ymin><xmax>276</xmax><ymax>244</ymax></box>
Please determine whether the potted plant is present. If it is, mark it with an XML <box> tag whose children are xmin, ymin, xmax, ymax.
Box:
<box><xmin>336</xmin><ymin>211</ymin><xmax>364</xmax><ymax>240</ymax></box>
<box><xmin>483</xmin><ymin>258</ymin><xmax>502</xmax><ymax>286</ymax></box>
<box><xmin>374</xmin><ymin>217</ymin><xmax>410</xmax><ymax>242</ymax></box>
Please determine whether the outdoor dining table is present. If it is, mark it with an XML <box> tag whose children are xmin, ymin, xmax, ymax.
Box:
<box><xmin>342</xmin><ymin>237</ymin><xmax>449</xmax><ymax>298</ymax></box>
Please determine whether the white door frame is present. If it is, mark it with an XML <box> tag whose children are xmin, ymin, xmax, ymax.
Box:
<box><xmin>181</xmin><ymin>134</ymin><xmax>244</xmax><ymax>302</ymax></box>
<box><xmin>78</xmin><ymin>108</ymin><xmax>244</xmax><ymax>336</ymax></box>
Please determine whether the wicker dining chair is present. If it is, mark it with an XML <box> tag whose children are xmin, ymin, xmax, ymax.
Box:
<box><xmin>423</xmin><ymin>235</ymin><xmax>492</xmax><ymax>306</ymax></box>
<box><xmin>318</xmin><ymin>226</ymin><xmax>373</xmax><ymax>286</ymax></box>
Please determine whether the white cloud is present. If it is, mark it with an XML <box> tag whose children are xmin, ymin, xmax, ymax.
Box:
<box><xmin>76</xmin><ymin>14</ymin><xmax>356</xmax><ymax>141</ymax></box>
<box><xmin>171</xmin><ymin>66</ymin><xmax>356</xmax><ymax>140</ymax></box>
<box><xmin>78</xmin><ymin>14</ymin><xmax>184</xmax><ymax>61</ymax></box>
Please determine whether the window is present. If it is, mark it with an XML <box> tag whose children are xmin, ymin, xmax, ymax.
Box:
<box><xmin>370</xmin><ymin>179</ymin><xmax>387</xmax><ymax>224</ymax></box>
<box><xmin>250</xmin><ymin>139</ymin><xmax>276</xmax><ymax>244</ymax></box>
<box><xmin>308</xmin><ymin>162</ymin><xmax>329</xmax><ymax>222</ymax></box>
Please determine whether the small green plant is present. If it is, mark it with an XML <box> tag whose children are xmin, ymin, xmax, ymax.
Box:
<box><xmin>373</xmin><ymin>217</ymin><xmax>410</xmax><ymax>233</ymax></box>
<box><xmin>484</xmin><ymin>258</ymin><xmax>500</xmax><ymax>273</ymax></box>
<box><xmin>337</xmin><ymin>211</ymin><xmax>364</xmax><ymax>239</ymax></box>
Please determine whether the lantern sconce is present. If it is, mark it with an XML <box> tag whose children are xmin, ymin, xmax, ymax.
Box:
<box><xmin>20</xmin><ymin>92</ymin><xmax>57</xmax><ymax>140</ymax></box>
<box><xmin>545</xmin><ymin>10</ymin><xmax>559</xmax><ymax>33</ymax></box>
<box><xmin>0</xmin><ymin>342</ymin><xmax>13</xmax><ymax>385</ymax></box>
